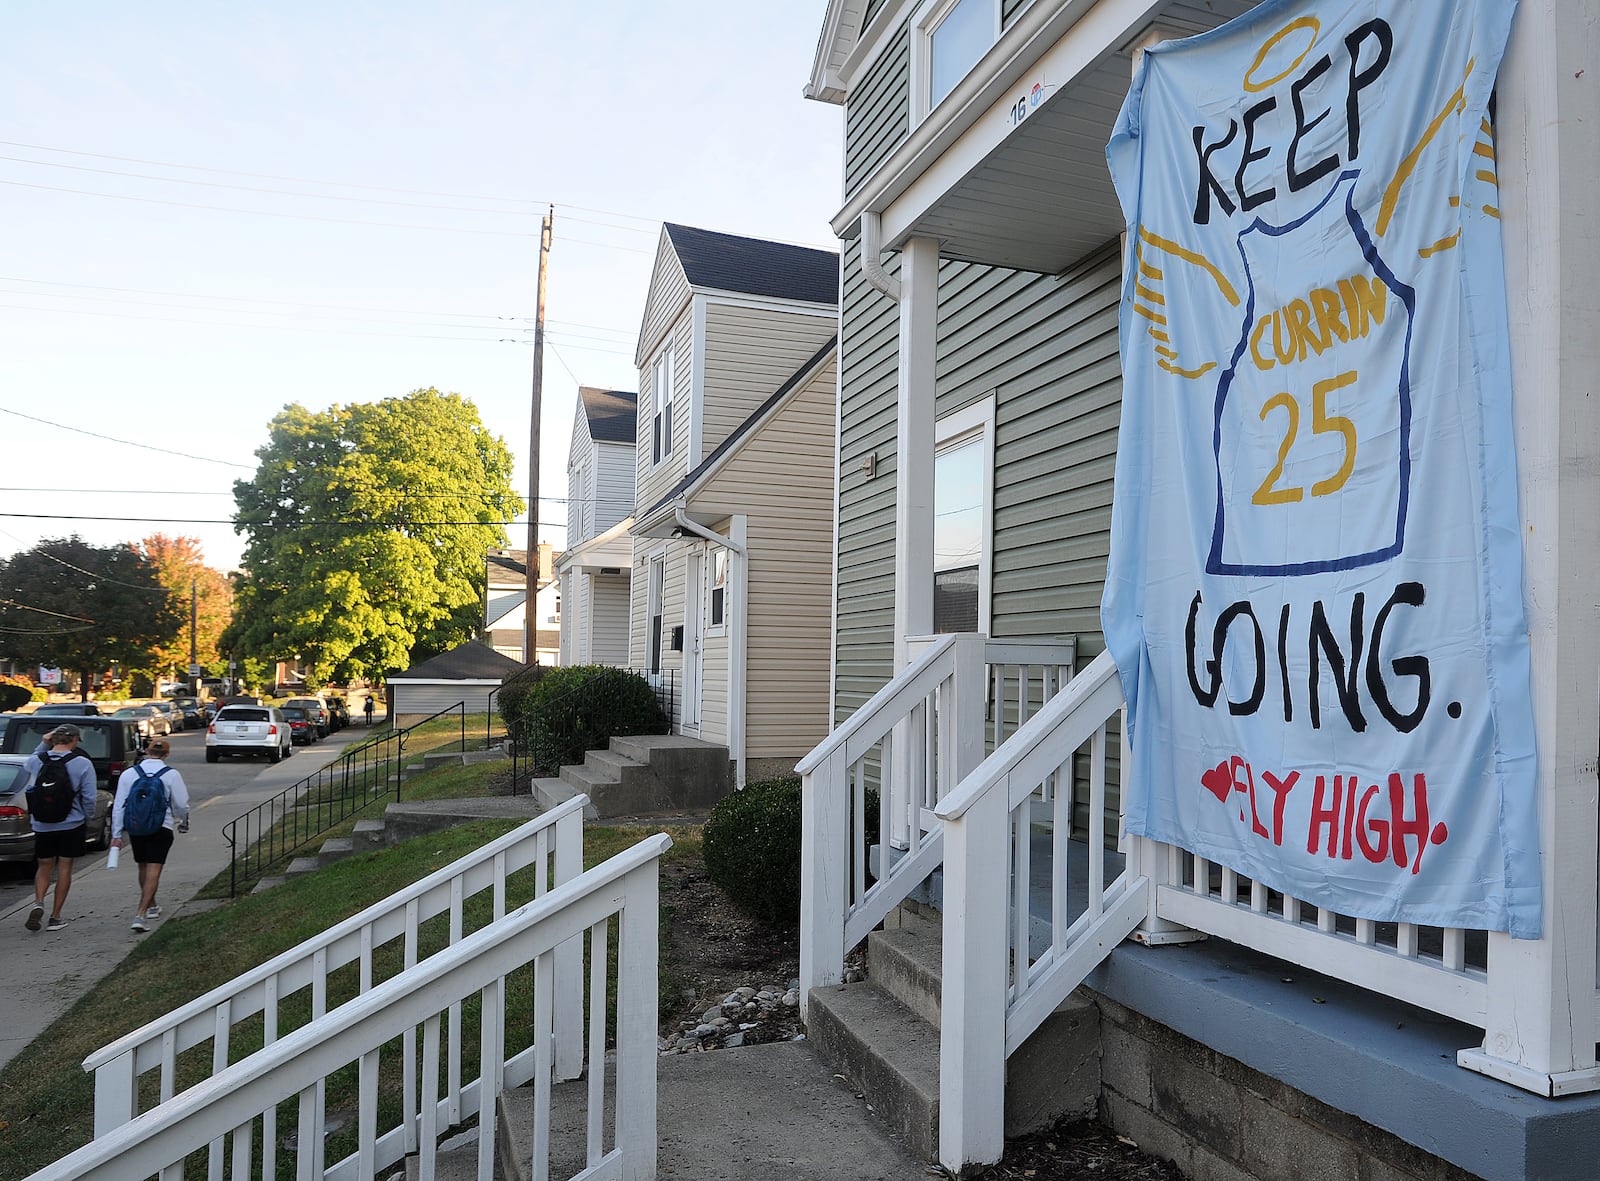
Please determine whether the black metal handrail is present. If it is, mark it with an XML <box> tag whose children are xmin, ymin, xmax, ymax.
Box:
<box><xmin>221</xmin><ymin>702</ymin><xmax>470</xmax><ymax>896</ymax></box>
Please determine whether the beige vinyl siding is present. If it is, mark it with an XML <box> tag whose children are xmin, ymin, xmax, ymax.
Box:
<box><xmin>591</xmin><ymin>572</ymin><xmax>631</xmax><ymax>667</ymax></box>
<box><xmin>696</xmin><ymin>361</ymin><xmax>838</xmax><ymax>761</ymax></box>
<box><xmin>635</xmin><ymin>313</ymin><xmax>694</xmax><ymax>518</ymax></box>
<box><xmin>637</xmin><ymin>243</ymin><xmax>691</xmax><ymax>364</ymax></box>
<box><xmin>844</xmin><ymin>23</ymin><xmax>910</xmax><ymax>200</ymax></box>
<box><xmin>594</xmin><ymin>440</ymin><xmax>636</xmax><ymax>531</ymax></box>
<box><xmin>699</xmin><ymin>582</ymin><xmax>730</xmax><ymax>745</ymax></box>
<box><xmin>700</xmin><ymin>302</ymin><xmax>837</xmax><ymax>456</ymax></box>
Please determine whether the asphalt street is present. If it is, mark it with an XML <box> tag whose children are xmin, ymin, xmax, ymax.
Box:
<box><xmin>0</xmin><ymin>714</ymin><xmax>384</xmax><ymax>1070</ymax></box>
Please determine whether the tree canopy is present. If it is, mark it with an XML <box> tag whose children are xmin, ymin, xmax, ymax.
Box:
<box><xmin>0</xmin><ymin>536</ymin><xmax>186</xmax><ymax>696</ymax></box>
<box><xmin>136</xmin><ymin>534</ymin><xmax>232</xmax><ymax>677</ymax></box>
<box><xmin>226</xmin><ymin>388</ymin><xmax>523</xmax><ymax>684</ymax></box>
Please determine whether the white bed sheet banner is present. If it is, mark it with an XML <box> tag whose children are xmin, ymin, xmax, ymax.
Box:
<box><xmin>1103</xmin><ymin>0</ymin><xmax>1540</xmax><ymax>936</ymax></box>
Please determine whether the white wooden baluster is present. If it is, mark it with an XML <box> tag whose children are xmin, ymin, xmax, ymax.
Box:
<box><xmin>420</xmin><ymin>1013</ymin><xmax>441</xmax><ymax>1181</ymax></box>
<box><xmin>358</xmin><ymin>1045</ymin><xmax>380</xmax><ymax>1179</ymax></box>
<box><xmin>402</xmin><ymin>901</ymin><xmax>420</xmax><ymax>1155</ymax></box>
<box><xmin>448</xmin><ymin>877</ymin><xmax>464</xmax><ymax>1122</ymax></box>
<box><xmin>1090</xmin><ymin>724</ymin><xmax>1107</xmax><ymax>918</ymax></box>
<box><xmin>262</xmin><ymin>976</ymin><xmax>279</xmax><ymax>1178</ymax></box>
<box><xmin>531</xmin><ymin>949</ymin><xmax>554</xmax><ymax>1181</ymax></box>
<box><xmin>853</xmin><ymin>762</ymin><xmax>866</xmax><ymax>906</ymax></box>
<box><xmin>296</xmin><ymin>1085</ymin><xmax>317</xmax><ymax>1181</ymax></box>
<box><xmin>477</xmin><ymin>978</ymin><xmax>503</xmax><ymax>1181</ymax></box>
<box><xmin>1012</xmin><ymin>809</ymin><xmax>1031</xmax><ymax>996</ymax></box>
<box><xmin>228</xmin><ymin>1118</ymin><xmax>252</xmax><ymax>1181</ymax></box>
<box><xmin>208</xmin><ymin>1000</ymin><xmax>231</xmax><ymax>1181</ymax></box>
<box><xmin>1052</xmin><ymin>768</ymin><xmax>1070</xmax><ymax>949</ymax></box>
<box><xmin>553</xmin><ymin>809</ymin><xmax>584</xmax><ymax>1081</ymax></box>
<box><xmin>585</xmin><ymin>920</ymin><xmax>608</xmax><ymax>1171</ymax></box>
<box><xmin>616</xmin><ymin>866</ymin><xmax>660</xmax><ymax>1179</ymax></box>
<box><xmin>799</xmin><ymin>749</ymin><xmax>850</xmax><ymax>1008</ymax></box>
<box><xmin>313</xmin><ymin>947</ymin><xmax>329</xmax><ymax>1159</ymax></box>
<box><xmin>92</xmin><ymin>1050</ymin><xmax>135</xmax><ymax>1137</ymax></box>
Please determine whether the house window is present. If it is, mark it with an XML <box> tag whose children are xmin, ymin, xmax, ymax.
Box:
<box><xmin>709</xmin><ymin>548</ymin><xmax>727</xmax><ymax>630</ymax></box>
<box><xmin>652</xmin><ymin>347</ymin><xmax>675</xmax><ymax>465</ymax></box>
<box><xmin>933</xmin><ymin>399</ymin><xmax>994</xmax><ymax>634</ymax></box>
<box><xmin>919</xmin><ymin>0</ymin><xmax>1000</xmax><ymax>117</ymax></box>
<box><xmin>647</xmin><ymin>555</ymin><xmax>666</xmax><ymax>673</ymax></box>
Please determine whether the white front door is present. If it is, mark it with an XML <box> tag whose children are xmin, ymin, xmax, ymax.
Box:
<box><xmin>681</xmin><ymin>548</ymin><xmax>703</xmax><ymax>733</ymax></box>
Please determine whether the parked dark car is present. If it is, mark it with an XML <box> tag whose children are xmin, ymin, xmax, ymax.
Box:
<box><xmin>283</xmin><ymin>697</ymin><xmax>331</xmax><ymax>738</ymax></box>
<box><xmin>169</xmin><ymin>696</ymin><xmax>206</xmax><ymax>729</ymax></box>
<box><xmin>279</xmin><ymin>706</ymin><xmax>318</xmax><ymax>744</ymax></box>
<box><xmin>325</xmin><ymin>698</ymin><xmax>351</xmax><ymax>731</ymax></box>
<box><xmin>0</xmin><ymin>714</ymin><xmax>145</xmax><ymax>791</ymax></box>
<box><xmin>31</xmin><ymin>702</ymin><xmax>102</xmax><ymax>717</ymax></box>
<box><xmin>0</xmin><ymin>751</ymin><xmax>117</xmax><ymax>861</ymax></box>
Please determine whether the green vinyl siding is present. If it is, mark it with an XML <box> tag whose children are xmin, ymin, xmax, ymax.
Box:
<box><xmin>844</xmin><ymin>24</ymin><xmax>911</xmax><ymax>201</ymax></box>
<box><xmin>833</xmin><ymin>239</ymin><xmax>1124</xmax><ymax>832</ymax></box>
<box><xmin>1001</xmin><ymin>0</ymin><xmax>1031</xmax><ymax>28</ymax></box>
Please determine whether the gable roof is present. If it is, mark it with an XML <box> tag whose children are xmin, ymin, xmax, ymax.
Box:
<box><xmin>580</xmin><ymin>386</ymin><xmax>637</xmax><ymax>445</ymax></box>
<box><xmin>391</xmin><ymin>639</ymin><xmax>524</xmax><ymax>682</ymax></box>
<box><xmin>636</xmin><ymin>335</ymin><xmax>839</xmax><ymax>530</ymax></box>
<box><xmin>663</xmin><ymin>224</ymin><xmax>838</xmax><ymax>307</ymax></box>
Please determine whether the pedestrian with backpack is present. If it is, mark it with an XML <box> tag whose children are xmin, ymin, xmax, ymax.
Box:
<box><xmin>23</xmin><ymin>724</ymin><xmax>98</xmax><ymax>932</ymax></box>
<box><xmin>111</xmin><ymin>737</ymin><xmax>191</xmax><ymax>933</ymax></box>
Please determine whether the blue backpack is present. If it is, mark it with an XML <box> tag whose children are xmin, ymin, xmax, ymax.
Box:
<box><xmin>124</xmin><ymin>765</ymin><xmax>173</xmax><ymax>838</ymax></box>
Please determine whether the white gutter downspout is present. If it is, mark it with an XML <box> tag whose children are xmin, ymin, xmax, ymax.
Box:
<box><xmin>674</xmin><ymin>508</ymin><xmax>748</xmax><ymax>787</ymax></box>
<box><xmin>860</xmin><ymin>211</ymin><xmax>902</xmax><ymax>302</ymax></box>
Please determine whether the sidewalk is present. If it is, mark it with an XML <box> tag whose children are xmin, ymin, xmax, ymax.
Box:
<box><xmin>0</xmin><ymin>724</ymin><xmax>373</xmax><ymax>1070</ymax></box>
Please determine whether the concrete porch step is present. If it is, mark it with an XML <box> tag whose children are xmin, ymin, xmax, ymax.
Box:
<box><xmin>317</xmin><ymin>837</ymin><xmax>355</xmax><ymax>868</ymax></box>
<box><xmin>557</xmin><ymin>733</ymin><xmax>734</xmax><ymax>819</ymax></box>
<box><xmin>285</xmin><ymin>856</ymin><xmax>321</xmax><ymax>878</ymax></box>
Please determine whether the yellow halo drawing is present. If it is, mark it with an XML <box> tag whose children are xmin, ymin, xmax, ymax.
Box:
<box><xmin>1243</xmin><ymin>17</ymin><xmax>1320</xmax><ymax>93</ymax></box>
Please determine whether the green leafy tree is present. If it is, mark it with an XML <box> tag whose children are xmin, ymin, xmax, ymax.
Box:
<box><xmin>0</xmin><ymin>537</ymin><xmax>186</xmax><ymax>699</ymax></box>
<box><xmin>227</xmin><ymin>389</ymin><xmax>523</xmax><ymax>684</ymax></box>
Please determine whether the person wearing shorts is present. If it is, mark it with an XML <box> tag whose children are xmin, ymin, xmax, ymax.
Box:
<box><xmin>24</xmin><ymin>724</ymin><xmax>98</xmax><ymax>932</ymax></box>
<box><xmin>111</xmin><ymin>738</ymin><xmax>191</xmax><ymax>934</ymax></box>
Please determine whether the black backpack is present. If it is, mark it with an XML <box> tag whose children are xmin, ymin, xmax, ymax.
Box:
<box><xmin>30</xmin><ymin>751</ymin><xmax>86</xmax><ymax>824</ymax></box>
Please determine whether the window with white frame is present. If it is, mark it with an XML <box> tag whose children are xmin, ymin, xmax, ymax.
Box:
<box><xmin>917</xmin><ymin>0</ymin><xmax>1000</xmax><ymax>119</ymax></box>
<box><xmin>651</xmin><ymin>347</ymin><xmax>675</xmax><ymax>465</ymax></box>
<box><xmin>647</xmin><ymin>554</ymin><xmax>666</xmax><ymax>674</ymax></box>
<box><xmin>933</xmin><ymin>399</ymin><xmax>994</xmax><ymax>634</ymax></box>
<box><xmin>708</xmin><ymin>548</ymin><xmax>728</xmax><ymax>631</ymax></box>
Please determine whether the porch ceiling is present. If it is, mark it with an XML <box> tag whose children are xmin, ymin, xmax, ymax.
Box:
<box><xmin>872</xmin><ymin>0</ymin><xmax>1258</xmax><ymax>275</ymax></box>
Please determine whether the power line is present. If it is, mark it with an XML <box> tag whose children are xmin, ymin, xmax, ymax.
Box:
<box><xmin>0</xmin><ymin>597</ymin><xmax>97</xmax><ymax>621</ymax></box>
<box><xmin>0</xmin><ymin>406</ymin><xmax>254</xmax><ymax>469</ymax></box>
<box><xmin>13</xmin><ymin>548</ymin><xmax>172</xmax><ymax>596</ymax></box>
<box><xmin>0</xmin><ymin>299</ymin><xmax>535</xmax><ymax>343</ymax></box>
<box><xmin>0</xmin><ymin>512</ymin><xmax>568</xmax><ymax>529</ymax></box>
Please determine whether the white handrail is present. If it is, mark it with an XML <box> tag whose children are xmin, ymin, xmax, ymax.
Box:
<box><xmin>30</xmin><ymin>834</ymin><xmax>670</xmax><ymax>1181</ymax></box>
<box><xmin>936</xmin><ymin>650</ymin><xmax>1121</xmax><ymax>821</ymax></box>
<box><xmin>86</xmin><ymin>795</ymin><xmax>588</xmax><ymax>1139</ymax></box>
<box><xmin>795</xmin><ymin>633</ymin><xmax>956</xmax><ymax>774</ymax></box>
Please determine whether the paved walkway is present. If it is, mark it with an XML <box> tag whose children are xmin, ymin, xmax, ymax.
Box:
<box><xmin>0</xmin><ymin>718</ymin><xmax>381</xmax><ymax>1070</ymax></box>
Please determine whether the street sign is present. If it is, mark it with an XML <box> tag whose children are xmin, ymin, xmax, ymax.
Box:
<box><xmin>187</xmin><ymin>663</ymin><xmax>203</xmax><ymax>677</ymax></box>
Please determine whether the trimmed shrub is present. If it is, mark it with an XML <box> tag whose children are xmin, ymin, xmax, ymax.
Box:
<box><xmin>0</xmin><ymin>682</ymin><xmax>32</xmax><ymax>712</ymax></box>
<box><xmin>703</xmin><ymin>776</ymin><xmax>881</xmax><ymax>926</ymax></box>
<box><xmin>496</xmin><ymin>665</ymin><xmax>549</xmax><ymax>732</ymax></box>
<box><xmin>516</xmin><ymin>665</ymin><xmax>667</xmax><ymax>773</ymax></box>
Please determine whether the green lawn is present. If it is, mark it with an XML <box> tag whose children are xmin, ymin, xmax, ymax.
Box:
<box><xmin>0</xmin><ymin>794</ymin><xmax>700</xmax><ymax>1179</ymax></box>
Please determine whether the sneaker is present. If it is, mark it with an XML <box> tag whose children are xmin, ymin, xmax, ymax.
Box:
<box><xmin>25</xmin><ymin>904</ymin><xmax>43</xmax><ymax>931</ymax></box>
<box><xmin>145</xmin><ymin>904</ymin><xmax>161</xmax><ymax>918</ymax></box>
<box><xmin>45</xmin><ymin>917</ymin><xmax>67</xmax><ymax>932</ymax></box>
<box><xmin>131</xmin><ymin>914</ymin><xmax>149</xmax><ymax>933</ymax></box>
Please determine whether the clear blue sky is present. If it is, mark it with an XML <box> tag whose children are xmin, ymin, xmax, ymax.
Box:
<box><xmin>0</xmin><ymin>1</ymin><xmax>841</xmax><ymax>572</ymax></box>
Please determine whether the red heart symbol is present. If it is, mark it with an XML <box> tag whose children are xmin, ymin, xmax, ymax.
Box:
<box><xmin>1201</xmin><ymin>760</ymin><xmax>1233</xmax><ymax>802</ymax></box>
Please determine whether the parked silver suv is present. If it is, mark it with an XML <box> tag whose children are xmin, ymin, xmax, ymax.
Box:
<box><xmin>205</xmin><ymin>705</ymin><xmax>292</xmax><ymax>763</ymax></box>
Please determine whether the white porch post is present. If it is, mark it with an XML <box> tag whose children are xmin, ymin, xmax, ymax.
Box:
<box><xmin>730</xmin><ymin>515</ymin><xmax>748</xmax><ymax>787</ymax></box>
<box><xmin>1460</xmin><ymin>0</ymin><xmax>1600</xmax><ymax>1094</ymax></box>
<box><xmin>890</xmin><ymin>235</ymin><xmax>940</xmax><ymax>848</ymax></box>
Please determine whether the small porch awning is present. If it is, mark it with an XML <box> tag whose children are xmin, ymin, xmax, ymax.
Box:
<box><xmin>556</xmin><ymin>518</ymin><xmax>634</xmax><ymax>573</ymax></box>
<box><xmin>833</xmin><ymin>0</ymin><xmax>1255</xmax><ymax>274</ymax></box>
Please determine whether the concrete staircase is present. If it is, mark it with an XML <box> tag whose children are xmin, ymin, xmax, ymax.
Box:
<box><xmin>534</xmin><ymin>734</ymin><xmax>734</xmax><ymax>819</ymax></box>
<box><xmin>805</xmin><ymin>907</ymin><xmax>1101</xmax><ymax>1166</ymax></box>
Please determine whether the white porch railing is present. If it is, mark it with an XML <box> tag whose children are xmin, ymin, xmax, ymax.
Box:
<box><xmin>31</xmin><ymin>833</ymin><xmax>670</xmax><ymax>1181</ymax></box>
<box><xmin>801</xmin><ymin>644</ymin><xmax>1519</xmax><ymax>1175</ymax></box>
<box><xmin>84</xmin><ymin>797</ymin><xmax>588</xmax><ymax>1168</ymax></box>
<box><xmin>798</xmin><ymin>634</ymin><xmax>1077</xmax><ymax>1005</ymax></box>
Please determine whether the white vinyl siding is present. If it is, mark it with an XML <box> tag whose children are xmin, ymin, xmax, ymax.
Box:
<box><xmin>591</xmin><ymin>573</ymin><xmax>631</xmax><ymax>667</ymax></box>
<box><xmin>559</xmin><ymin>570</ymin><xmax>578</xmax><ymax>664</ymax></box>
<box><xmin>594</xmin><ymin>441</ymin><xmax>636</xmax><ymax>532</ymax></box>
<box><xmin>391</xmin><ymin>683</ymin><xmax>501</xmax><ymax>721</ymax></box>
<box><xmin>567</xmin><ymin>409</ymin><xmax>597</xmax><ymax>544</ymax></box>
<box><xmin>700</xmin><ymin>302</ymin><xmax>838</xmax><ymax>456</ymax></box>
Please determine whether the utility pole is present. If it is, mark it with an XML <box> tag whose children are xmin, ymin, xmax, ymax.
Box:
<box><xmin>189</xmin><ymin>577</ymin><xmax>199</xmax><ymax>697</ymax></box>
<box><xmin>523</xmin><ymin>206</ymin><xmax>553</xmax><ymax>667</ymax></box>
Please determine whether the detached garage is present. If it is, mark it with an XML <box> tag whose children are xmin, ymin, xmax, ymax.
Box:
<box><xmin>387</xmin><ymin>640</ymin><xmax>524</xmax><ymax>725</ymax></box>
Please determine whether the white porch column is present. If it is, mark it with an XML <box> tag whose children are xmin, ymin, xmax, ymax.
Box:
<box><xmin>1460</xmin><ymin>0</ymin><xmax>1600</xmax><ymax>1094</ymax></box>
<box><xmin>891</xmin><ymin>235</ymin><xmax>941</xmax><ymax>847</ymax></box>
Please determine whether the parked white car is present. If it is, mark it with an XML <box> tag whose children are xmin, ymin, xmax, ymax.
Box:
<box><xmin>205</xmin><ymin>705</ymin><xmax>292</xmax><ymax>764</ymax></box>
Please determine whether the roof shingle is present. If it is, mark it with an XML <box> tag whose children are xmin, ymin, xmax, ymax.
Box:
<box><xmin>664</xmin><ymin>224</ymin><xmax>838</xmax><ymax>307</ymax></box>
